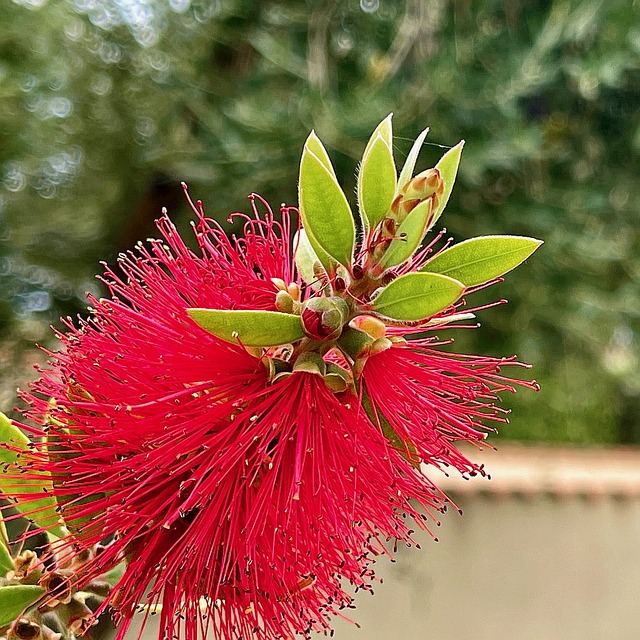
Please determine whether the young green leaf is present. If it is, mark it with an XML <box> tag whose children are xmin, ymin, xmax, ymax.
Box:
<box><xmin>0</xmin><ymin>412</ymin><xmax>65</xmax><ymax>537</ymax></box>
<box><xmin>377</xmin><ymin>199</ymin><xmax>432</xmax><ymax>269</ymax></box>
<box><xmin>397</xmin><ymin>126</ymin><xmax>429</xmax><ymax>192</ymax></box>
<box><xmin>299</xmin><ymin>134</ymin><xmax>355</xmax><ymax>268</ymax></box>
<box><xmin>421</xmin><ymin>235</ymin><xmax>543</xmax><ymax>286</ymax></box>
<box><xmin>0</xmin><ymin>584</ymin><xmax>45</xmax><ymax>626</ymax></box>
<box><xmin>429</xmin><ymin>140</ymin><xmax>464</xmax><ymax>228</ymax></box>
<box><xmin>370</xmin><ymin>272</ymin><xmax>464</xmax><ymax>322</ymax></box>
<box><xmin>358</xmin><ymin>132</ymin><xmax>397</xmax><ymax>233</ymax></box>
<box><xmin>188</xmin><ymin>309</ymin><xmax>305</xmax><ymax>347</ymax></box>
<box><xmin>294</xmin><ymin>229</ymin><xmax>327</xmax><ymax>289</ymax></box>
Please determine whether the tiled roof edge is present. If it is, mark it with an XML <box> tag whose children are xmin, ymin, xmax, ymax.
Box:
<box><xmin>425</xmin><ymin>442</ymin><xmax>640</xmax><ymax>499</ymax></box>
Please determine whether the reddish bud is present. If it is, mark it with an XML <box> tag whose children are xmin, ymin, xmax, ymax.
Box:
<box><xmin>301</xmin><ymin>297</ymin><xmax>349</xmax><ymax>341</ymax></box>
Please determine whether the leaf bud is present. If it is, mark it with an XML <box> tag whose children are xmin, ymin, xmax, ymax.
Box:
<box><xmin>391</xmin><ymin>168</ymin><xmax>444</xmax><ymax>223</ymax></box>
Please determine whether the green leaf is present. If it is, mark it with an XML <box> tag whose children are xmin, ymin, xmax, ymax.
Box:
<box><xmin>429</xmin><ymin>140</ymin><xmax>464</xmax><ymax>228</ymax></box>
<box><xmin>397</xmin><ymin>125</ymin><xmax>429</xmax><ymax>192</ymax></box>
<box><xmin>421</xmin><ymin>235</ymin><xmax>543</xmax><ymax>287</ymax></box>
<box><xmin>299</xmin><ymin>134</ymin><xmax>355</xmax><ymax>268</ymax></box>
<box><xmin>0</xmin><ymin>513</ymin><xmax>13</xmax><ymax>576</ymax></box>
<box><xmin>378</xmin><ymin>199</ymin><xmax>432</xmax><ymax>269</ymax></box>
<box><xmin>43</xmin><ymin>430</ymin><xmax>102</xmax><ymax>537</ymax></box>
<box><xmin>294</xmin><ymin>229</ymin><xmax>326</xmax><ymax>289</ymax></box>
<box><xmin>370</xmin><ymin>272</ymin><xmax>465</xmax><ymax>322</ymax></box>
<box><xmin>188</xmin><ymin>309</ymin><xmax>305</xmax><ymax>347</ymax></box>
<box><xmin>0</xmin><ymin>584</ymin><xmax>45</xmax><ymax>626</ymax></box>
<box><xmin>0</xmin><ymin>413</ymin><xmax>65</xmax><ymax>537</ymax></box>
<box><xmin>102</xmin><ymin>561</ymin><xmax>126</xmax><ymax>588</ymax></box>
<box><xmin>358</xmin><ymin>131</ymin><xmax>397</xmax><ymax>233</ymax></box>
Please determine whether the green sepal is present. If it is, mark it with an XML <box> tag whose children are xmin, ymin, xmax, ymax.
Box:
<box><xmin>299</xmin><ymin>132</ymin><xmax>355</xmax><ymax>268</ymax></box>
<box><xmin>337</xmin><ymin>326</ymin><xmax>375</xmax><ymax>361</ymax></box>
<box><xmin>360</xmin><ymin>387</ymin><xmax>420</xmax><ymax>468</ymax></box>
<box><xmin>0</xmin><ymin>412</ymin><xmax>65</xmax><ymax>537</ymax></box>
<box><xmin>323</xmin><ymin>363</ymin><xmax>351</xmax><ymax>392</ymax></box>
<box><xmin>370</xmin><ymin>272</ymin><xmax>465</xmax><ymax>322</ymax></box>
<box><xmin>358</xmin><ymin>114</ymin><xmax>396</xmax><ymax>232</ymax></box>
<box><xmin>0</xmin><ymin>584</ymin><xmax>45</xmax><ymax>626</ymax></box>
<box><xmin>292</xmin><ymin>352</ymin><xmax>326</xmax><ymax>375</ymax></box>
<box><xmin>429</xmin><ymin>140</ymin><xmax>464</xmax><ymax>228</ymax></box>
<box><xmin>397</xmin><ymin>125</ymin><xmax>429</xmax><ymax>192</ymax></box>
<box><xmin>378</xmin><ymin>199</ymin><xmax>432</xmax><ymax>269</ymax></box>
<box><xmin>421</xmin><ymin>235</ymin><xmax>543</xmax><ymax>287</ymax></box>
<box><xmin>188</xmin><ymin>309</ymin><xmax>305</xmax><ymax>347</ymax></box>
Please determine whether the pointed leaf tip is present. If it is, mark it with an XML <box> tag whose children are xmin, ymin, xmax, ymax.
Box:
<box><xmin>397</xmin><ymin>126</ymin><xmax>430</xmax><ymax>191</ymax></box>
<box><xmin>370</xmin><ymin>272</ymin><xmax>464</xmax><ymax>322</ymax></box>
<box><xmin>421</xmin><ymin>235</ymin><xmax>543</xmax><ymax>286</ymax></box>
<box><xmin>299</xmin><ymin>135</ymin><xmax>355</xmax><ymax>268</ymax></box>
<box><xmin>304</xmin><ymin>131</ymin><xmax>335</xmax><ymax>176</ymax></box>
<box><xmin>188</xmin><ymin>308</ymin><xmax>305</xmax><ymax>347</ymax></box>
<box><xmin>430</xmin><ymin>140</ymin><xmax>464</xmax><ymax>228</ymax></box>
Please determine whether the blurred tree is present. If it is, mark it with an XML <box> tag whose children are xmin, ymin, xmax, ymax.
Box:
<box><xmin>1</xmin><ymin>0</ymin><xmax>638</xmax><ymax>443</ymax></box>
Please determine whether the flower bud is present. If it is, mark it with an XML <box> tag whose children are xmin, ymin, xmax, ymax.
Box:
<box><xmin>301</xmin><ymin>297</ymin><xmax>349</xmax><ymax>341</ymax></box>
<box><xmin>275</xmin><ymin>290</ymin><xmax>294</xmax><ymax>314</ymax></box>
<box><xmin>287</xmin><ymin>282</ymin><xmax>300</xmax><ymax>301</ymax></box>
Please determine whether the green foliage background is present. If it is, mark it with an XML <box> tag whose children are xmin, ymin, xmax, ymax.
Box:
<box><xmin>1</xmin><ymin>0</ymin><xmax>638</xmax><ymax>443</ymax></box>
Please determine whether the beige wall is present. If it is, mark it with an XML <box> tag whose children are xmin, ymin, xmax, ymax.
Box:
<box><xmin>321</xmin><ymin>494</ymin><xmax>640</xmax><ymax>640</ymax></box>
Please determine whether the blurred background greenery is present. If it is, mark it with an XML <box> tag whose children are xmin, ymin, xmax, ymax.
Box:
<box><xmin>1</xmin><ymin>0</ymin><xmax>638</xmax><ymax>444</ymax></box>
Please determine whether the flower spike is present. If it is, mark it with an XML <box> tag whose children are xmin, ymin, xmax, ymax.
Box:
<box><xmin>0</xmin><ymin>119</ymin><xmax>542</xmax><ymax>640</ymax></box>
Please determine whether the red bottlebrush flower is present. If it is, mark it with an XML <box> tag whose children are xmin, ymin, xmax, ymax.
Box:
<box><xmin>2</xmin><ymin>116</ymin><xmax>542</xmax><ymax>640</ymax></box>
<box><xmin>0</xmin><ymin>195</ymin><xmax>436</xmax><ymax>640</ymax></box>
<box><xmin>362</xmin><ymin>340</ymin><xmax>538</xmax><ymax>474</ymax></box>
